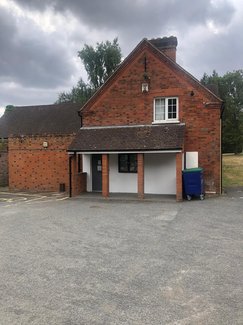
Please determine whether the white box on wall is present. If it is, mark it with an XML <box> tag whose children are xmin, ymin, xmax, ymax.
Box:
<box><xmin>186</xmin><ymin>152</ymin><xmax>198</xmax><ymax>169</ymax></box>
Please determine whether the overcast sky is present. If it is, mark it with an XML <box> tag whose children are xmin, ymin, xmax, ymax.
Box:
<box><xmin>0</xmin><ymin>0</ymin><xmax>242</xmax><ymax>116</ymax></box>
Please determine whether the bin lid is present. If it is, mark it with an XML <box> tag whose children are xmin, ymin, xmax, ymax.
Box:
<box><xmin>183</xmin><ymin>167</ymin><xmax>203</xmax><ymax>173</ymax></box>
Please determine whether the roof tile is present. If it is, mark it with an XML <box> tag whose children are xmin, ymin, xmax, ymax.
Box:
<box><xmin>0</xmin><ymin>103</ymin><xmax>81</xmax><ymax>137</ymax></box>
<box><xmin>68</xmin><ymin>124</ymin><xmax>185</xmax><ymax>152</ymax></box>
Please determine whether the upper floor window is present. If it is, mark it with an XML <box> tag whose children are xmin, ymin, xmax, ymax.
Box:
<box><xmin>153</xmin><ymin>97</ymin><xmax>178</xmax><ymax>123</ymax></box>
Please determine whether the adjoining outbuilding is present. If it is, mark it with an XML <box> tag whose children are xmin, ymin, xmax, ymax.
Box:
<box><xmin>0</xmin><ymin>103</ymin><xmax>82</xmax><ymax>192</ymax></box>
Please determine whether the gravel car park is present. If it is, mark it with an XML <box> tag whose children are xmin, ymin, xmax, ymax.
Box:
<box><xmin>0</xmin><ymin>190</ymin><xmax>242</xmax><ymax>324</ymax></box>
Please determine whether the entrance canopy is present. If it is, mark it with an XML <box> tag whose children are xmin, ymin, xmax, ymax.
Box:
<box><xmin>68</xmin><ymin>124</ymin><xmax>185</xmax><ymax>153</ymax></box>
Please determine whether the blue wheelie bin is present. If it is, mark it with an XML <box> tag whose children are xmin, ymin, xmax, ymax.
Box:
<box><xmin>182</xmin><ymin>167</ymin><xmax>204</xmax><ymax>200</ymax></box>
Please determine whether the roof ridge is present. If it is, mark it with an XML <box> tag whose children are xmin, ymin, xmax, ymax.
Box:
<box><xmin>13</xmin><ymin>102</ymin><xmax>81</xmax><ymax>109</ymax></box>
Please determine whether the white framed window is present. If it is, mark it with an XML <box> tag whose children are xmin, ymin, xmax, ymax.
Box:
<box><xmin>153</xmin><ymin>97</ymin><xmax>179</xmax><ymax>123</ymax></box>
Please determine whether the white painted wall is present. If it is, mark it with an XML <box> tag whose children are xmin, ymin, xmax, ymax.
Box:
<box><xmin>186</xmin><ymin>152</ymin><xmax>198</xmax><ymax>168</ymax></box>
<box><xmin>83</xmin><ymin>153</ymin><xmax>177</xmax><ymax>195</ymax></box>
<box><xmin>109</xmin><ymin>155</ymin><xmax>137</xmax><ymax>193</ymax></box>
<box><xmin>144</xmin><ymin>153</ymin><xmax>176</xmax><ymax>194</ymax></box>
<box><xmin>82</xmin><ymin>154</ymin><xmax>92</xmax><ymax>192</ymax></box>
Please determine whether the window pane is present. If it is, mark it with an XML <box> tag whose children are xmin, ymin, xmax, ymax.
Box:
<box><xmin>155</xmin><ymin>98</ymin><xmax>165</xmax><ymax>120</ymax></box>
<box><xmin>119</xmin><ymin>154</ymin><xmax>129</xmax><ymax>172</ymax></box>
<box><xmin>129</xmin><ymin>154</ymin><xmax>137</xmax><ymax>172</ymax></box>
<box><xmin>118</xmin><ymin>154</ymin><xmax>137</xmax><ymax>173</ymax></box>
<box><xmin>168</xmin><ymin>98</ymin><xmax>177</xmax><ymax>119</ymax></box>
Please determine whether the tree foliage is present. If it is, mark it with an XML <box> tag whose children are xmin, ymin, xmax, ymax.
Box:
<box><xmin>201</xmin><ymin>70</ymin><xmax>243</xmax><ymax>154</ymax></box>
<box><xmin>57</xmin><ymin>38</ymin><xmax>122</xmax><ymax>105</ymax></box>
<box><xmin>56</xmin><ymin>79</ymin><xmax>93</xmax><ymax>105</ymax></box>
<box><xmin>5</xmin><ymin>105</ymin><xmax>15</xmax><ymax>112</ymax></box>
<box><xmin>78</xmin><ymin>38</ymin><xmax>122</xmax><ymax>89</ymax></box>
<box><xmin>201</xmin><ymin>70</ymin><xmax>220</xmax><ymax>86</ymax></box>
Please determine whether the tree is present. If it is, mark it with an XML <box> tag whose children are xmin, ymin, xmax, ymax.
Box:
<box><xmin>220</xmin><ymin>71</ymin><xmax>243</xmax><ymax>153</ymax></box>
<box><xmin>78</xmin><ymin>38</ymin><xmax>122</xmax><ymax>89</ymax></box>
<box><xmin>56</xmin><ymin>79</ymin><xmax>93</xmax><ymax>105</ymax></box>
<box><xmin>57</xmin><ymin>38</ymin><xmax>122</xmax><ymax>104</ymax></box>
<box><xmin>201</xmin><ymin>70</ymin><xmax>220</xmax><ymax>86</ymax></box>
<box><xmin>5</xmin><ymin>105</ymin><xmax>15</xmax><ymax>112</ymax></box>
<box><xmin>201</xmin><ymin>70</ymin><xmax>243</xmax><ymax>154</ymax></box>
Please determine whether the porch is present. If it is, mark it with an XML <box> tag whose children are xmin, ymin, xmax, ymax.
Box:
<box><xmin>69</xmin><ymin>152</ymin><xmax>183</xmax><ymax>201</ymax></box>
<box><xmin>68</xmin><ymin>124</ymin><xmax>185</xmax><ymax>201</ymax></box>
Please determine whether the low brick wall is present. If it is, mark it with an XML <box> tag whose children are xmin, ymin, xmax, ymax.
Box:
<box><xmin>72</xmin><ymin>172</ymin><xmax>87</xmax><ymax>196</ymax></box>
<box><xmin>0</xmin><ymin>139</ymin><xmax>8</xmax><ymax>186</ymax></box>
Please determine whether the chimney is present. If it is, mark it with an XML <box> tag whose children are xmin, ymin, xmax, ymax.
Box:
<box><xmin>149</xmin><ymin>36</ymin><xmax>178</xmax><ymax>62</ymax></box>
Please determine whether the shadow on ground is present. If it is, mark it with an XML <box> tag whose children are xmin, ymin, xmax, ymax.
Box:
<box><xmin>224</xmin><ymin>186</ymin><xmax>243</xmax><ymax>198</ymax></box>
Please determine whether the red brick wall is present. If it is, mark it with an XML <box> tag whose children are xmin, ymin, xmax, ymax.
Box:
<box><xmin>182</xmin><ymin>105</ymin><xmax>221</xmax><ymax>193</ymax></box>
<box><xmin>70</xmin><ymin>154</ymin><xmax>87</xmax><ymax>196</ymax></box>
<box><xmin>8</xmin><ymin>135</ymin><xmax>75</xmax><ymax>192</ymax></box>
<box><xmin>0</xmin><ymin>140</ymin><xmax>8</xmax><ymax>186</ymax></box>
<box><xmin>102</xmin><ymin>154</ymin><xmax>109</xmax><ymax>197</ymax></box>
<box><xmin>82</xmin><ymin>48</ymin><xmax>219</xmax><ymax>128</ymax></box>
<box><xmin>83</xmin><ymin>45</ymin><xmax>221</xmax><ymax>193</ymax></box>
<box><xmin>137</xmin><ymin>153</ymin><xmax>144</xmax><ymax>198</ymax></box>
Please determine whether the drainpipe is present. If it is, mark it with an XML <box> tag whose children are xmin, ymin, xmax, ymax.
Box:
<box><xmin>69</xmin><ymin>155</ymin><xmax>73</xmax><ymax>197</ymax></box>
<box><xmin>78</xmin><ymin>111</ymin><xmax>83</xmax><ymax>127</ymax></box>
<box><xmin>220</xmin><ymin>102</ymin><xmax>225</xmax><ymax>194</ymax></box>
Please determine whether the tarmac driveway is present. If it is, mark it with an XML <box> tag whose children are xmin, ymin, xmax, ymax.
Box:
<box><xmin>0</xmin><ymin>193</ymin><xmax>242</xmax><ymax>324</ymax></box>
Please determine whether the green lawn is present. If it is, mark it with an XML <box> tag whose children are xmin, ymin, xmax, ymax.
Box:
<box><xmin>222</xmin><ymin>154</ymin><xmax>243</xmax><ymax>187</ymax></box>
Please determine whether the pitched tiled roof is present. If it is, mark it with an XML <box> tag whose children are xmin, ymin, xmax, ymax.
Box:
<box><xmin>0</xmin><ymin>103</ymin><xmax>81</xmax><ymax>138</ymax></box>
<box><xmin>68</xmin><ymin>124</ymin><xmax>185</xmax><ymax>152</ymax></box>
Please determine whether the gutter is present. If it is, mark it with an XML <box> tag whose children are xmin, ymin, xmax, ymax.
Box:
<box><xmin>67</xmin><ymin>149</ymin><xmax>182</xmax><ymax>154</ymax></box>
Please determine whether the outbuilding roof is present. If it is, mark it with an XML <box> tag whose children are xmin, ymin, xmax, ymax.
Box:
<box><xmin>68</xmin><ymin>124</ymin><xmax>185</xmax><ymax>152</ymax></box>
<box><xmin>0</xmin><ymin>103</ymin><xmax>81</xmax><ymax>138</ymax></box>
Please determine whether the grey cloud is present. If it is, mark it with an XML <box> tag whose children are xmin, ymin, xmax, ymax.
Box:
<box><xmin>13</xmin><ymin>0</ymin><xmax>236</xmax><ymax>59</ymax></box>
<box><xmin>0</xmin><ymin>82</ymin><xmax>60</xmax><ymax>107</ymax></box>
<box><xmin>208</xmin><ymin>0</ymin><xmax>236</xmax><ymax>25</ymax></box>
<box><xmin>14</xmin><ymin>0</ymin><xmax>235</xmax><ymax>33</ymax></box>
<box><xmin>0</xmin><ymin>7</ymin><xmax>76</xmax><ymax>88</ymax></box>
<box><xmin>0</xmin><ymin>0</ymin><xmax>241</xmax><ymax>109</ymax></box>
<box><xmin>180</xmin><ymin>17</ymin><xmax>243</xmax><ymax>80</ymax></box>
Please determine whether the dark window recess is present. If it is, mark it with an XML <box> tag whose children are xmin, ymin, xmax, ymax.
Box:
<box><xmin>78</xmin><ymin>155</ymin><xmax>82</xmax><ymax>173</ymax></box>
<box><xmin>118</xmin><ymin>154</ymin><xmax>137</xmax><ymax>173</ymax></box>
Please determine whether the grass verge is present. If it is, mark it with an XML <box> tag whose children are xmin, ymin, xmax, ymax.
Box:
<box><xmin>222</xmin><ymin>154</ymin><xmax>243</xmax><ymax>187</ymax></box>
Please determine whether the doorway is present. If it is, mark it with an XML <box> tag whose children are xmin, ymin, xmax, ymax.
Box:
<box><xmin>92</xmin><ymin>154</ymin><xmax>102</xmax><ymax>192</ymax></box>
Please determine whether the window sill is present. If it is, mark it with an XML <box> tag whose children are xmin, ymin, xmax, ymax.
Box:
<box><xmin>152</xmin><ymin>120</ymin><xmax>180</xmax><ymax>124</ymax></box>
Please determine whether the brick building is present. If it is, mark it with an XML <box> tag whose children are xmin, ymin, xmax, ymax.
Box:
<box><xmin>0</xmin><ymin>36</ymin><xmax>222</xmax><ymax>200</ymax></box>
<box><xmin>68</xmin><ymin>36</ymin><xmax>223</xmax><ymax>200</ymax></box>
<box><xmin>0</xmin><ymin>103</ymin><xmax>81</xmax><ymax>192</ymax></box>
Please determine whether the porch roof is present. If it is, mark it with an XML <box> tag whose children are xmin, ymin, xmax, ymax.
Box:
<box><xmin>68</xmin><ymin>124</ymin><xmax>185</xmax><ymax>152</ymax></box>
